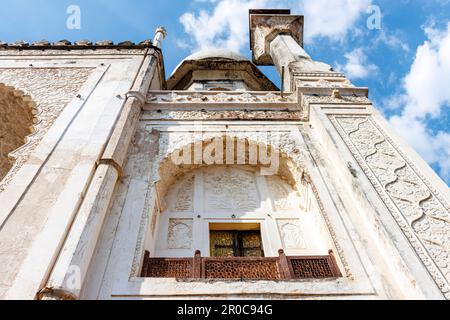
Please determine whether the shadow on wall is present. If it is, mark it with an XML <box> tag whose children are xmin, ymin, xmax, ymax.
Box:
<box><xmin>0</xmin><ymin>83</ymin><xmax>37</xmax><ymax>180</ymax></box>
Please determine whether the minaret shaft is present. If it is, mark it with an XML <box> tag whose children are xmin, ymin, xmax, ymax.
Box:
<box><xmin>269</xmin><ymin>34</ymin><xmax>332</xmax><ymax>90</ymax></box>
<box><xmin>249</xmin><ymin>10</ymin><xmax>333</xmax><ymax>91</ymax></box>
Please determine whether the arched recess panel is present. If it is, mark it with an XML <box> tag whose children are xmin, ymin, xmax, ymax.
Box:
<box><xmin>0</xmin><ymin>84</ymin><xmax>37</xmax><ymax>180</ymax></box>
<box><xmin>132</xmin><ymin>135</ymin><xmax>345</xmax><ymax>277</ymax></box>
<box><xmin>151</xmin><ymin>165</ymin><xmax>334</xmax><ymax>259</ymax></box>
<box><xmin>101</xmin><ymin>131</ymin><xmax>356</xmax><ymax>289</ymax></box>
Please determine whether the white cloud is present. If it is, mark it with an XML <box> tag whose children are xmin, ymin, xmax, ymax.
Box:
<box><xmin>337</xmin><ymin>48</ymin><xmax>378</xmax><ymax>79</ymax></box>
<box><xmin>374</xmin><ymin>30</ymin><xmax>410</xmax><ymax>52</ymax></box>
<box><xmin>179</xmin><ymin>0</ymin><xmax>269</xmax><ymax>52</ymax></box>
<box><xmin>387</xmin><ymin>22</ymin><xmax>450</xmax><ymax>183</ymax></box>
<box><xmin>296</xmin><ymin>0</ymin><xmax>372</xmax><ymax>42</ymax></box>
<box><xmin>179</xmin><ymin>0</ymin><xmax>373</xmax><ymax>53</ymax></box>
<box><xmin>389</xmin><ymin>116</ymin><xmax>450</xmax><ymax>180</ymax></box>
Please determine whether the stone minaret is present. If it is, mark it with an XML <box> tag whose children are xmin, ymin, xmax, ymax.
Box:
<box><xmin>249</xmin><ymin>9</ymin><xmax>450</xmax><ymax>299</ymax></box>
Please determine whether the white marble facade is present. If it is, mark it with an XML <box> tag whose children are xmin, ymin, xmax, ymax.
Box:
<box><xmin>0</xmin><ymin>10</ymin><xmax>449</xmax><ymax>300</ymax></box>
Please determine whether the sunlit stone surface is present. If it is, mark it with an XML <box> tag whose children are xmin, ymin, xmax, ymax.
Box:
<box><xmin>0</xmin><ymin>11</ymin><xmax>448</xmax><ymax>300</ymax></box>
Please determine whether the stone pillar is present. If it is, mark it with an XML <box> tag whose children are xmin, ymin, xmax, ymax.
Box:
<box><xmin>38</xmin><ymin>31</ymin><xmax>166</xmax><ymax>300</ymax></box>
<box><xmin>269</xmin><ymin>34</ymin><xmax>332</xmax><ymax>74</ymax></box>
<box><xmin>249</xmin><ymin>9</ymin><xmax>332</xmax><ymax>91</ymax></box>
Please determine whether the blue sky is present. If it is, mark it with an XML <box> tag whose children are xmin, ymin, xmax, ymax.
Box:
<box><xmin>0</xmin><ymin>0</ymin><xmax>449</xmax><ymax>186</ymax></box>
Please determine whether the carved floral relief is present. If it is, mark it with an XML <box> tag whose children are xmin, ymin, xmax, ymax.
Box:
<box><xmin>166</xmin><ymin>174</ymin><xmax>194</xmax><ymax>212</ymax></box>
<box><xmin>168</xmin><ymin>219</ymin><xmax>193</xmax><ymax>249</ymax></box>
<box><xmin>267</xmin><ymin>176</ymin><xmax>293</xmax><ymax>211</ymax></box>
<box><xmin>204</xmin><ymin>168</ymin><xmax>260</xmax><ymax>212</ymax></box>
<box><xmin>277</xmin><ymin>219</ymin><xmax>307</xmax><ymax>250</ymax></box>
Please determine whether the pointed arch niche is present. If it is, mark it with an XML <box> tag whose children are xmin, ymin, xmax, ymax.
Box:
<box><xmin>0</xmin><ymin>83</ymin><xmax>37</xmax><ymax>181</ymax></box>
<box><xmin>153</xmin><ymin>164</ymin><xmax>333</xmax><ymax>258</ymax></box>
<box><xmin>139</xmin><ymin>136</ymin><xmax>346</xmax><ymax>279</ymax></box>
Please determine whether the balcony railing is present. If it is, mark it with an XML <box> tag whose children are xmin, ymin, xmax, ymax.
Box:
<box><xmin>141</xmin><ymin>250</ymin><xmax>342</xmax><ymax>281</ymax></box>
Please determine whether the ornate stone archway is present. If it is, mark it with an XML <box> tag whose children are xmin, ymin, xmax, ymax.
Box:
<box><xmin>153</xmin><ymin>134</ymin><xmax>306</xmax><ymax>201</ymax></box>
<box><xmin>133</xmin><ymin>134</ymin><xmax>350</xmax><ymax>278</ymax></box>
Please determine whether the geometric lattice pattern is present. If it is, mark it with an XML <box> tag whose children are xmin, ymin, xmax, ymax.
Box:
<box><xmin>141</xmin><ymin>257</ymin><xmax>193</xmax><ymax>279</ymax></box>
<box><xmin>203</xmin><ymin>258</ymin><xmax>280</xmax><ymax>280</ymax></box>
<box><xmin>141</xmin><ymin>251</ymin><xmax>342</xmax><ymax>280</ymax></box>
<box><xmin>289</xmin><ymin>257</ymin><xmax>337</xmax><ymax>279</ymax></box>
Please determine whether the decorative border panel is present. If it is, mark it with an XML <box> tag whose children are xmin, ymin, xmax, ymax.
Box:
<box><xmin>330</xmin><ymin>115</ymin><xmax>450</xmax><ymax>298</ymax></box>
<box><xmin>147</xmin><ymin>91</ymin><xmax>297</xmax><ymax>105</ymax></box>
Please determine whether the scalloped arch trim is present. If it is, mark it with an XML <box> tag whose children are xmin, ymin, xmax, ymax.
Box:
<box><xmin>0</xmin><ymin>83</ymin><xmax>39</xmax><ymax>180</ymax></box>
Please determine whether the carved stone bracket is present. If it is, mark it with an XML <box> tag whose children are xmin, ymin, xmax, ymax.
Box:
<box><xmin>249</xmin><ymin>11</ymin><xmax>304</xmax><ymax>65</ymax></box>
<box><xmin>126</xmin><ymin>90</ymin><xmax>147</xmax><ymax>108</ymax></box>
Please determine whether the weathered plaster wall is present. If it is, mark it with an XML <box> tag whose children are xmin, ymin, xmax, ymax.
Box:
<box><xmin>81</xmin><ymin>117</ymin><xmax>382</xmax><ymax>299</ymax></box>
<box><xmin>303</xmin><ymin>97</ymin><xmax>450</xmax><ymax>299</ymax></box>
<box><xmin>0</xmin><ymin>68</ymin><xmax>93</xmax><ymax>191</ymax></box>
<box><xmin>83</xmin><ymin>89</ymin><xmax>450</xmax><ymax>300</ymax></box>
<box><xmin>0</xmin><ymin>18</ymin><xmax>448</xmax><ymax>300</ymax></box>
<box><xmin>0</xmin><ymin>84</ymin><xmax>35</xmax><ymax>179</ymax></box>
<box><xmin>0</xmin><ymin>47</ymin><xmax>162</xmax><ymax>300</ymax></box>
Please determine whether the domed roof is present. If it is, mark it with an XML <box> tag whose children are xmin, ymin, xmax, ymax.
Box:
<box><xmin>171</xmin><ymin>49</ymin><xmax>249</xmax><ymax>77</ymax></box>
<box><xmin>167</xmin><ymin>49</ymin><xmax>278</xmax><ymax>91</ymax></box>
<box><xmin>184</xmin><ymin>49</ymin><xmax>248</xmax><ymax>62</ymax></box>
